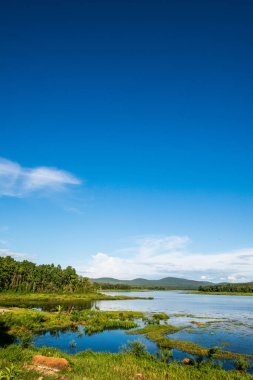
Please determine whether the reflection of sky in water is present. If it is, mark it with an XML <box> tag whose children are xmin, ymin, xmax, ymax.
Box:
<box><xmin>170</xmin><ymin>327</ymin><xmax>253</xmax><ymax>355</ymax></box>
<box><xmin>96</xmin><ymin>291</ymin><xmax>253</xmax><ymax>358</ymax></box>
<box><xmin>33</xmin><ymin>326</ymin><xmax>158</xmax><ymax>355</ymax></box>
<box><xmin>32</xmin><ymin>324</ymin><xmax>253</xmax><ymax>373</ymax></box>
<box><xmin>98</xmin><ymin>291</ymin><xmax>253</xmax><ymax>325</ymax></box>
<box><xmin>32</xmin><ymin>291</ymin><xmax>253</xmax><ymax>358</ymax></box>
<box><xmin>3</xmin><ymin>290</ymin><xmax>253</xmax><ymax>372</ymax></box>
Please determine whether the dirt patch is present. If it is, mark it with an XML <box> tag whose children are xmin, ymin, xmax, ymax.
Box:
<box><xmin>32</xmin><ymin>355</ymin><xmax>70</xmax><ymax>371</ymax></box>
<box><xmin>0</xmin><ymin>308</ymin><xmax>11</xmax><ymax>313</ymax></box>
<box><xmin>25</xmin><ymin>364</ymin><xmax>59</xmax><ymax>377</ymax></box>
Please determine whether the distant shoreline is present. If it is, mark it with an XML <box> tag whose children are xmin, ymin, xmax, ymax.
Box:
<box><xmin>187</xmin><ymin>291</ymin><xmax>253</xmax><ymax>296</ymax></box>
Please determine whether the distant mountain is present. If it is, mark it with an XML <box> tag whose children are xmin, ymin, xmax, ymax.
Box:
<box><xmin>91</xmin><ymin>276</ymin><xmax>213</xmax><ymax>290</ymax></box>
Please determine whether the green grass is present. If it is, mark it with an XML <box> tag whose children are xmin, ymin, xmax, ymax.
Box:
<box><xmin>128</xmin><ymin>324</ymin><xmax>253</xmax><ymax>361</ymax></box>
<box><xmin>0</xmin><ymin>291</ymin><xmax>152</xmax><ymax>305</ymax></box>
<box><xmin>0</xmin><ymin>308</ymin><xmax>145</xmax><ymax>337</ymax></box>
<box><xmin>189</xmin><ymin>291</ymin><xmax>253</xmax><ymax>296</ymax></box>
<box><xmin>1</xmin><ymin>306</ymin><xmax>253</xmax><ymax>378</ymax></box>
<box><xmin>0</xmin><ymin>344</ymin><xmax>253</xmax><ymax>380</ymax></box>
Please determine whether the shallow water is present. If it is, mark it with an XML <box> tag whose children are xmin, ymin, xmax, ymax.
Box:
<box><xmin>2</xmin><ymin>290</ymin><xmax>253</xmax><ymax>371</ymax></box>
<box><xmin>33</xmin><ymin>325</ymin><xmax>158</xmax><ymax>354</ymax></box>
<box><xmin>96</xmin><ymin>291</ymin><xmax>253</xmax><ymax>359</ymax></box>
<box><xmin>32</xmin><ymin>325</ymin><xmax>251</xmax><ymax>372</ymax></box>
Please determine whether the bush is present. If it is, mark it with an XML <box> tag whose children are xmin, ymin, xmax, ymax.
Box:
<box><xmin>234</xmin><ymin>358</ymin><xmax>250</xmax><ymax>372</ymax></box>
<box><xmin>121</xmin><ymin>340</ymin><xmax>149</xmax><ymax>358</ymax></box>
<box><xmin>207</xmin><ymin>346</ymin><xmax>220</xmax><ymax>359</ymax></box>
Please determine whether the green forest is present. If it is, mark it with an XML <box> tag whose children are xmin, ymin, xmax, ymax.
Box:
<box><xmin>0</xmin><ymin>256</ymin><xmax>97</xmax><ymax>293</ymax></box>
<box><xmin>199</xmin><ymin>282</ymin><xmax>253</xmax><ymax>293</ymax></box>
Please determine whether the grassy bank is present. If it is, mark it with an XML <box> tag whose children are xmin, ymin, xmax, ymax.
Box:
<box><xmin>189</xmin><ymin>291</ymin><xmax>253</xmax><ymax>296</ymax></box>
<box><xmin>0</xmin><ymin>291</ymin><xmax>152</xmax><ymax>304</ymax></box>
<box><xmin>0</xmin><ymin>308</ymin><xmax>145</xmax><ymax>337</ymax></box>
<box><xmin>0</xmin><ymin>344</ymin><xmax>253</xmax><ymax>380</ymax></box>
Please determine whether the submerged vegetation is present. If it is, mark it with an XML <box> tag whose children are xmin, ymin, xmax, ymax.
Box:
<box><xmin>0</xmin><ymin>306</ymin><xmax>252</xmax><ymax>378</ymax></box>
<box><xmin>128</xmin><ymin>324</ymin><xmax>253</xmax><ymax>361</ymax></box>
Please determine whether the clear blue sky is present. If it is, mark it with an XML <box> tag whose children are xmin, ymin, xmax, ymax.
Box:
<box><xmin>0</xmin><ymin>0</ymin><xmax>253</xmax><ymax>282</ymax></box>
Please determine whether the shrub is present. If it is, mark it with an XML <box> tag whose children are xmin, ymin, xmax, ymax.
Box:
<box><xmin>207</xmin><ymin>346</ymin><xmax>220</xmax><ymax>359</ymax></box>
<box><xmin>234</xmin><ymin>358</ymin><xmax>250</xmax><ymax>372</ymax></box>
<box><xmin>121</xmin><ymin>340</ymin><xmax>149</xmax><ymax>358</ymax></box>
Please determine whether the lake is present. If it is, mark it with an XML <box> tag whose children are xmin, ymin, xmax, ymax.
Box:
<box><xmin>30</xmin><ymin>291</ymin><xmax>253</xmax><ymax>371</ymax></box>
<box><xmin>97</xmin><ymin>291</ymin><xmax>253</xmax><ymax>324</ymax></box>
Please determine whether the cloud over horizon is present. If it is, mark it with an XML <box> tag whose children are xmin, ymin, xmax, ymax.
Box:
<box><xmin>0</xmin><ymin>158</ymin><xmax>81</xmax><ymax>197</ymax></box>
<box><xmin>82</xmin><ymin>235</ymin><xmax>253</xmax><ymax>283</ymax></box>
<box><xmin>0</xmin><ymin>248</ymin><xmax>33</xmax><ymax>260</ymax></box>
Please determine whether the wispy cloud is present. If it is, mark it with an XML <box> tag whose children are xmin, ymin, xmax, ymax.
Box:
<box><xmin>0</xmin><ymin>158</ymin><xmax>81</xmax><ymax>197</ymax></box>
<box><xmin>0</xmin><ymin>248</ymin><xmax>33</xmax><ymax>260</ymax></box>
<box><xmin>82</xmin><ymin>235</ymin><xmax>253</xmax><ymax>282</ymax></box>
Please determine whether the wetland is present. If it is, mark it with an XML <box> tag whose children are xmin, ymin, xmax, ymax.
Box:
<box><xmin>0</xmin><ymin>290</ymin><xmax>253</xmax><ymax>379</ymax></box>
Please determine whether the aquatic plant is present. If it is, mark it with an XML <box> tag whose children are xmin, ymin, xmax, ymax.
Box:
<box><xmin>207</xmin><ymin>346</ymin><xmax>221</xmax><ymax>359</ymax></box>
<box><xmin>20</xmin><ymin>334</ymin><xmax>33</xmax><ymax>348</ymax></box>
<box><xmin>122</xmin><ymin>340</ymin><xmax>149</xmax><ymax>358</ymax></box>
<box><xmin>157</xmin><ymin>348</ymin><xmax>173</xmax><ymax>363</ymax></box>
<box><xmin>69</xmin><ymin>340</ymin><xmax>77</xmax><ymax>349</ymax></box>
<box><xmin>128</xmin><ymin>325</ymin><xmax>253</xmax><ymax>361</ymax></box>
<box><xmin>234</xmin><ymin>358</ymin><xmax>251</xmax><ymax>372</ymax></box>
<box><xmin>56</xmin><ymin>305</ymin><xmax>63</xmax><ymax>314</ymax></box>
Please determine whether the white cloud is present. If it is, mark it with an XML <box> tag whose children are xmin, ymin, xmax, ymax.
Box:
<box><xmin>0</xmin><ymin>158</ymin><xmax>81</xmax><ymax>197</ymax></box>
<box><xmin>82</xmin><ymin>235</ymin><xmax>253</xmax><ymax>282</ymax></box>
<box><xmin>227</xmin><ymin>276</ymin><xmax>237</xmax><ymax>283</ymax></box>
<box><xmin>0</xmin><ymin>248</ymin><xmax>33</xmax><ymax>260</ymax></box>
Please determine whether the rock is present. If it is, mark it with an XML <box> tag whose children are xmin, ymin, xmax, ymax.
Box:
<box><xmin>32</xmin><ymin>355</ymin><xmax>69</xmax><ymax>371</ymax></box>
<box><xmin>182</xmin><ymin>358</ymin><xmax>191</xmax><ymax>365</ymax></box>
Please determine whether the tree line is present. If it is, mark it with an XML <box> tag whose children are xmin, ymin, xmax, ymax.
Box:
<box><xmin>0</xmin><ymin>256</ymin><xmax>97</xmax><ymax>293</ymax></box>
<box><xmin>199</xmin><ymin>282</ymin><xmax>253</xmax><ymax>293</ymax></box>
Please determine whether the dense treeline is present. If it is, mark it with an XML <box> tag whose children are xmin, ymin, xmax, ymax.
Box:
<box><xmin>93</xmin><ymin>282</ymin><xmax>132</xmax><ymax>290</ymax></box>
<box><xmin>93</xmin><ymin>282</ymin><xmax>167</xmax><ymax>290</ymax></box>
<box><xmin>199</xmin><ymin>282</ymin><xmax>253</xmax><ymax>293</ymax></box>
<box><xmin>0</xmin><ymin>256</ymin><xmax>97</xmax><ymax>293</ymax></box>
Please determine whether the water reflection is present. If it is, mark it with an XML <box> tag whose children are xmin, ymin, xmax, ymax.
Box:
<box><xmin>33</xmin><ymin>326</ymin><xmax>158</xmax><ymax>355</ymax></box>
<box><xmin>0</xmin><ymin>300</ymin><xmax>95</xmax><ymax>312</ymax></box>
<box><xmin>0</xmin><ymin>321</ymin><xmax>15</xmax><ymax>346</ymax></box>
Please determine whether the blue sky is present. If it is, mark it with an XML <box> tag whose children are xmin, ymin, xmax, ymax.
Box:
<box><xmin>0</xmin><ymin>0</ymin><xmax>253</xmax><ymax>282</ymax></box>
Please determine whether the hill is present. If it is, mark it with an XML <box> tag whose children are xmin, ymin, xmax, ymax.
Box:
<box><xmin>91</xmin><ymin>276</ymin><xmax>213</xmax><ymax>290</ymax></box>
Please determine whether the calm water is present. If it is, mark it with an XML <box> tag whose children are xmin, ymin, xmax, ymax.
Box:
<box><xmin>2</xmin><ymin>291</ymin><xmax>253</xmax><ymax>370</ymax></box>
<box><xmin>97</xmin><ymin>291</ymin><xmax>253</xmax><ymax>356</ymax></box>
<box><xmin>0</xmin><ymin>299</ymin><xmax>94</xmax><ymax>311</ymax></box>
<box><xmin>97</xmin><ymin>291</ymin><xmax>253</xmax><ymax>324</ymax></box>
<box><xmin>33</xmin><ymin>325</ymin><xmax>158</xmax><ymax>354</ymax></box>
